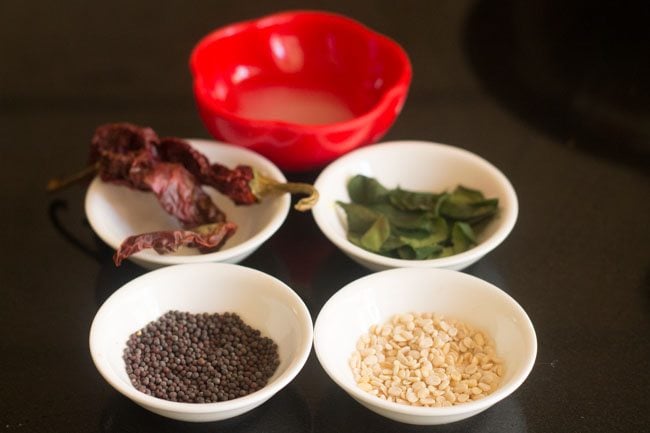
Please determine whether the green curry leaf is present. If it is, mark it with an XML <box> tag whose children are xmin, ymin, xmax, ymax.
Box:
<box><xmin>397</xmin><ymin>217</ymin><xmax>448</xmax><ymax>247</ymax></box>
<box><xmin>450</xmin><ymin>185</ymin><xmax>485</xmax><ymax>203</ymax></box>
<box><xmin>347</xmin><ymin>175</ymin><xmax>389</xmax><ymax>205</ymax></box>
<box><xmin>336</xmin><ymin>201</ymin><xmax>380</xmax><ymax>234</ymax></box>
<box><xmin>439</xmin><ymin>198</ymin><xmax>499</xmax><ymax>223</ymax></box>
<box><xmin>451</xmin><ymin>221</ymin><xmax>477</xmax><ymax>254</ymax></box>
<box><xmin>397</xmin><ymin>244</ymin><xmax>444</xmax><ymax>260</ymax></box>
<box><xmin>360</xmin><ymin>215</ymin><xmax>391</xmax><ymax>252</ymax></box>
<box><xmin>389</xmin><ymin>187</ymin><xmax>442</xmax><ymax>211</ymax></box>
<box><xmin>369</xmin><ymin>203</ymin><xmax>434</xmax><ymax>231</ymax></box>
<box><xmin>438</xmin><ymin>186</ymin><xmax>498</xmax><ymax>222</ymax></box>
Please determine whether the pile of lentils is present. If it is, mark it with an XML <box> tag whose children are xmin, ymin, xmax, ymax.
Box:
<box><xmin>123</xmin><ymin>311</ymin><xmax>280</xmax><ymax>403</ymax></box>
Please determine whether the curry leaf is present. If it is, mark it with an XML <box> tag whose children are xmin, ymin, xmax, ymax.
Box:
<box><xmin>450</xmin><ymin>185</ymin><xmax>486</xmax><ymax>203</ymax></box>
<box><xmin>397</xmin><ymin>217</ymin><xmax>448</xmax><ymax>247</ymax></box>
<box><xmin>434</xmin><ymin>193</ymin><xmax>450</xmax><ymax>217</ymax></box>
<box><xmin>360</xmin><ymin>215</ymin><xmax>391</xmax><ymax>252</ymax></box>
<box><xmin>439</xmin><ymin>246</ymin><xmax>456</xmax><ymax>258</ymax></box>
<box><xmin>336</xmin><ymin>201</ymin><xmax>380</xmax><ymax>234</ymax></box>
<box><xmin>397</xmin><ymin>244</ymin><xmax>444</xmax><ymax>260</ymax></box>
<box><xmin>389</xmin><ymin>187</ymin><xmax>442</xmax><ymax>211</ymax></box>
<box><xmin>370</xmin><ymin>204</ymin><xmax>433</xmax><ymax>231</ymax></box>
<box><xmin>380</xmin><ymin>235</ymin><xmax>407</xmax><ymax>252</ymax></box>
<box><xmin>347</xmin><ymin>175</ymin><xmax>389</xmax><ymax>205</ymax></box>
<box><xmin>439</xmin><ymin>185</ymin><xmax>499</xmax><ymax>222</ymax></box>
<box><xmin>451</xmin><ymin>222</ymin><xmax>477</xmax><ymax>254</ymax></box>
<box><xmin>439</xmin><ymin>198</ymin><xmax>499</xmax><ymax>223</ymax></box>
<box><xmin>347</xmin><ymin>232</ymin><xmax>363</xmax><ymax>247</ymax></box>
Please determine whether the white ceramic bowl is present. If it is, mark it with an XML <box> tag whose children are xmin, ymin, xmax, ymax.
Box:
<box><xmin>312</xmin><ymin>141</ymin><xmax>518</xmax><ymax>271</ymax></box>
<box><xmin>85</xmin><ymin>139</ymin><xmax>290</xmax><ymax>269</ymax></box>
<box><xmin>89</xmin><ymin>263</ymin><xmax>313</xmax><ymax>422</ymax></box>
<box><xmin>313</xmin><ymin>267</ymin><xmax>536</xmax><ymax>425</ymax></box>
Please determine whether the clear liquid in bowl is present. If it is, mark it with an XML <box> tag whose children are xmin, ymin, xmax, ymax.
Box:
<box><xmin>236</xmin><ymin>87</ymin><xmax>355</xmax><ymax>125</ymax></box>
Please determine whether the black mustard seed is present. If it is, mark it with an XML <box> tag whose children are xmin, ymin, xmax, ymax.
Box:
<box><xmin>123</xmin><ymin>311</ymin><xmax>280</xmax><ymax>403</ymax></box>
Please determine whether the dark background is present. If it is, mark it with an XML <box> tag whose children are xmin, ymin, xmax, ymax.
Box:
<box><xmin>1</xmin><ymin>1</ymin><xmax>648</xmax><ymax>432</ymax></box>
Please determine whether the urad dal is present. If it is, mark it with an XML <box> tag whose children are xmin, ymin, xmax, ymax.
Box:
<box><xmin>350</xmin><ymin>312</ymin><xmax>504</xmax><ymax>407</ymax></box>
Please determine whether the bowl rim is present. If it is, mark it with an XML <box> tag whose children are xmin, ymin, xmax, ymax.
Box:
<box><xmin>84</xmin><ymin>138</ymin><xmax>291</xmax><ymax>266</ymax></box>
<box><xmin>189</xmin><ymin>9</ymin><xmax>412</xmax><ymax>130</ymax></box>
<box><xmin>89</xmin><ymin>262</ymin><xmax>314</xmax><ymax>414</ymax></box>
<box><xmin>311</xmin><ymin>140</ymin><xmax>519</xmax><ymax>269</ymax></box>
<box><xmin>312</xmin><ymin>267</ymin><xmax>537</xmax><ymax>417</ymax></box>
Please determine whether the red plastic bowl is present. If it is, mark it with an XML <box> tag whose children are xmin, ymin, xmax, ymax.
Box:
<box><xmin>190</xmin><ymin>11</ymin><xmax>412</xmax><ymax>172</ymax></box>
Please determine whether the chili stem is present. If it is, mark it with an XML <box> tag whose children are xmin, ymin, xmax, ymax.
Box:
<box><xmin>46</xmin><ymin>163</ymin><xmax>99</xmax><ymax>192</ymax></box>
<box><xmin>252</xmin><ymin>174</ymin><xmax>319</xmax><ymax>211</ymax></box>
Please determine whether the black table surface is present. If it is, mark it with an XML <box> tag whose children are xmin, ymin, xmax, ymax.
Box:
<box><xmin>2</xmin><ymin>1</ymin><xmax>648</xmax><ymax>432</ymax></box>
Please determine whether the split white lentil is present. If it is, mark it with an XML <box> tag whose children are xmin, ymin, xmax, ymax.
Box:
<box><xmin>349</xmin><ymin>312</ymin><xmax>504</xmax><ymax>407</ymax></box>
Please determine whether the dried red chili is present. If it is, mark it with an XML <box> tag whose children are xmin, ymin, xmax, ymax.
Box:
<box><xmin>157</xmin><ymin>137</ymin><xmax>258</xmax><ymax>206</ymax></box>
<box><xmin>87</xmin><ymin>123</ymin><xmax>224</xmax><ymax>227</ymax></box>
<box><xmin>89</xmin><ymin>122</ymin><xmax>158</xmax><ymax>190</ymax></box>
<box><xmin>141</xmin><ymin>162</ymin><xmax>226</xmax><ymax>226</ymax></box>
<box><xmin>113</xmin><ymin>222</ymin><xmax>237</xmax><ymax>266</ymax></box>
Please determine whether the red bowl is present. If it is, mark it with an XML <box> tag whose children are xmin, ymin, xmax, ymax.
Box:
<box><xmin>190</xmin><ymin>10</ymin><xmax>412</xmax><ymax>172</ymax></box>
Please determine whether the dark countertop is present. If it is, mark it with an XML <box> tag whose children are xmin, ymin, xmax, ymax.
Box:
<box><xmin>1</xmin><ymin>1</ymin><xmax>648</xmax><ymax>432</ymax></box>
